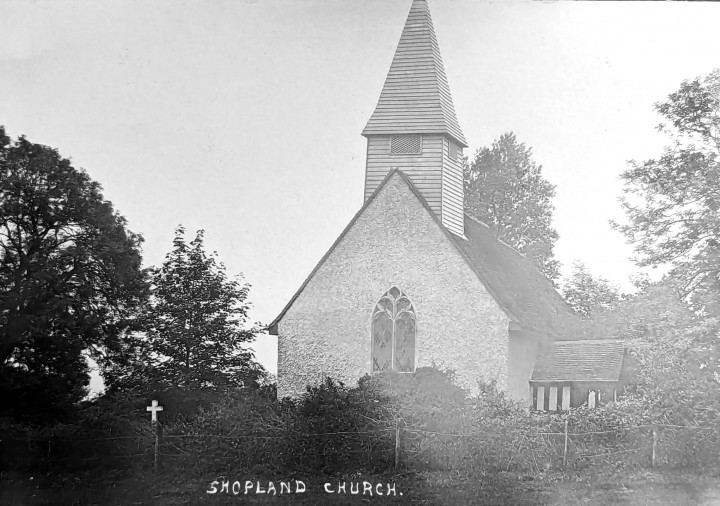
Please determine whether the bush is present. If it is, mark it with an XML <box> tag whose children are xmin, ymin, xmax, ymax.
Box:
<box><xmin>156</xmin><ymin>368</ymin><xmax>472</xmax><ymax>477</ymax></box>
<box><xmin>8</xmin><ymin>366</ymin><xmax>720</xmax><ymax>490</ymax></box>
<box><xmin>158</xmin><ymin>388</ymin><xmax>285</xmax><ymax>475</ymax></box>
<box><xmin>0</xmin><ymin>387</ymin><xmax>151</xmax><ymax>479</ymax></box>
<box><xmin>282</xmin><ymin>377</ymin><xmax>395</xmax><ymax>474</ymax></box>
<box><xmin>155</xmin><ymin>377</ymin><xmax>397</xmax><ymax>476</ymax></box>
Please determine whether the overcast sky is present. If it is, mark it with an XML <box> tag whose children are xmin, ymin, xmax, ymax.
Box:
<box><xmin>1</xmin><ymin>0</ymin><xmax>719</xmax><ymax>379</ymax></box>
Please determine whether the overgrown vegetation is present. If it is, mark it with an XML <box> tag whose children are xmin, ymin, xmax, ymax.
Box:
<box><xmin>4</xmin><ymin>366</ymin><xmax>720</xmax><ymax>505</ymax></box>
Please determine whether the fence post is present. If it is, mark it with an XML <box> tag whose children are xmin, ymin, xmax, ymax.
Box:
<box><xmin>651</xmin><ymin>426</ymin><xmax>657</xmax><ymax>470</ymax></box>
<box><xmin>154</xmin><ymin>427</ymin><xmax>159</xmax><ymax>474</ymax></box>
<box><xmin>563</xmin><ymin>416</ymin><xmax>569</xmax><ymax>472</ymax></box>
<box><xmin>146</xmin><ymin>400</ymin><xmax>163</xmax><ymax>474</ymax></box>
<box><xmin>394</xmin><ymin>418</ymin><xmax>400</xmax><ymax>469</ymax></box>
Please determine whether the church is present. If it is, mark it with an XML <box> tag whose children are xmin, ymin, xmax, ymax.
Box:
<box><xmin>268</xmin><ymin>0</ymin><xmax>626</xmax><ymax>408</ymax></box>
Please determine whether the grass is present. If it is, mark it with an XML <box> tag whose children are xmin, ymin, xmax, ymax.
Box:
<box><xmin>548</xmin><ymin>471</ymin><xmax>720</xmax><ymax>506</ymax></box>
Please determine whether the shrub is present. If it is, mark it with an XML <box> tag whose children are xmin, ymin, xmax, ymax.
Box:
<box><xmin>159</xmin><ymin>388</ymin><xmax>285</xmax><ymax>475</ymax></box>
<box><xmin>157</xmin><ymin>377</ymin><xmax>397</xmax><ymax>477</ymax></box>
<box><xmin>0</xmin><ymin>387</ymin><xmax>151</xmax><ymax>479</ymax></box>
<box><xmin>8</xmin><ymin>366</ymin><xmax>720</xmax><ymax>490</ymax></box>
<box><xmin>282</xmin><ymin>377</ymin><xmax>395</xmax><ymax>474</ymax></box>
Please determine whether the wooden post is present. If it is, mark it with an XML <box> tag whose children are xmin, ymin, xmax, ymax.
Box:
<box><xmin>563</xmin><ymin>416</ymin><xmax>569</xmax><ymax>472</ymax></box>
<box><xmin>147</xmin><ymin>400</ymin><xmax>163</xmax><ymax>474</ymax></box>
<box><xmin>549</xmin><ymin>386</ymin><xmax>558</xmax><ymax>412</ymax></box>
<box><xmin>561</xmin><ymin>387</ymin><xmax>571</xmax><ymax>411</ymax></box>
<box><xmin>651</xmin><ymin>426</ymin><xmax>657</xmax><ymax>470</ymax></box>
<box><xmin>536</xmin><ymin>386</ymin><xmax>545</xmax><ymax>411</ymax></box>
<box><xmin>154</xmin><ymin>429</ymin><xmax>159</xmax><ymax>474</ymax></box>
<box><xmin>394</xmin><ymin>418</ymin><xmax>400</xmax><ymax>469</ymax></box>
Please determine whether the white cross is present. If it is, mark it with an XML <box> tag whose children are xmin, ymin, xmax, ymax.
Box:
<box><xmin>146</xmin><ymin>400</ymin><xmax>163</xmax><ymax>423</ymax></box>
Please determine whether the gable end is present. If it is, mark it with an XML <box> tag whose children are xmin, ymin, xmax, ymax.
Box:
<box><xmin>268</xmin><ymin>168</ymin><xmax>520</xmax><ymax>334</ymax></box>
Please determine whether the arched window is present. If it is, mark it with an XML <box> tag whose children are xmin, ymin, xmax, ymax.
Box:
<box><xmin>371</xmin><ymin>287</ymin><xmax>416</xmax><ymax>372</ymax></box>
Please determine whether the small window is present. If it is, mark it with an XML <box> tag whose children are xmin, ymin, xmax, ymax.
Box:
<box><xmin>448</xmin><ymin>140</ymin><xmax>463</xmax><ymax>161</ymax></box>
<box><xmin>390</xmin><ymin>135</ymin><xmax>422</xmax><ymax>155</ymax></box>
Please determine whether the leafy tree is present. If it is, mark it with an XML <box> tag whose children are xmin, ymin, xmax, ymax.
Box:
<box><xmin>561</xmin><ymin>261</ymin><xmax>621</xmax><ymax>318</ymax></box>
<box><xmin>465</xmin><ymin>132</ymin><xmax>560</xmax><ymax>281</ymax></box>
<box><xmin>140</xmin><ymin>227</ymin><xmax>263</xmax><ymax>390</ymax></box>
<box><xmin>614</xmin><ymin>70</ymin><xmax>720</xmax><ymax>308</ymax></box>
<box><xmin>0</xmin><ymin>126</ymin><xmax>147</xmax><ymax>419</ymax></box>
<box><xmin>587</xmin><ymin>280</ymin><xmax>720</xmax><ymax>423</ymax></box>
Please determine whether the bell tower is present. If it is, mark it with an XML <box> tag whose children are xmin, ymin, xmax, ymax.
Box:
<box><xmin>362</xmin><ymin>0</ymin><xmax>468</xmax><ymax>237</ymax></box>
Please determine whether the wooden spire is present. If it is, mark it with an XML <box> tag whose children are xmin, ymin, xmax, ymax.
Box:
<box><xmin>362</xmin><ymin>0</ymin><xmax>467</xmax><ymax>147</ymax></box>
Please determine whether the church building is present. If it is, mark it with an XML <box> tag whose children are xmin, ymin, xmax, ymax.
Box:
<box><xmin>269</xmin><ymin>0</ymin><xmax>625</xmax><ymax>407</ymax></box>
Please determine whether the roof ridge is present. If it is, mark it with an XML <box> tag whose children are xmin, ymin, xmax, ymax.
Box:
<box><xmin>551</xmin><ymin>339</ymin><xmax>625</xmax><ymax>345</ymax></box>
<box><xmin>268</xmin><ymin>169</ymin><xmax>401</xmax><ymax>334</ymax></box>
<box><xmin>462</xmin><ymin>212</ymin><xmax>575</xmax><ymax>318</ymax></box>
<box><xmin>463</xmin><ymin>213</ymin><xmax>527</xmax><ymax>257</ymax></box>
<box><xmin>269</xmin><ymin>168</ymin><xmax>526</xmax><ymax>333</ymax></box>
<box><xmin>270</xmin><ymin>173</ymin><xmax>580</xmax><ymax>341</ymax></box>
<box><xmin>392</xmin><ymin>170</ymin><xmax>521</xmax><ymax>323</ymax></box>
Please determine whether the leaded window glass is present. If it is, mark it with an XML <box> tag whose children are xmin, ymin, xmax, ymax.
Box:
<box><xmin>371</xmin><ymin>287</ymin><xmax>416</xmax><ymax>373</ymax></box>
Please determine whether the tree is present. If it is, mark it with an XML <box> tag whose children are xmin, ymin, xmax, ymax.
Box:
<box><xmin>464</xmin><ymin>132</ymin><xmax>560</xmax><ymax>282</ymax></box>
<box><xmin>561</xmin><ymin>261</ymin><xmax>621</xmax><ymax>318</ymax></box>
<box><xmin>140</xmin><ymin>227</ymin><xmax>263</xmax><ymax>390</ymax></box>
<box><xmin>614</xmin><ymin>70</ymin><xmax>720</xmax><ymax>308</ymax></box>
<box><xmin>0</xmin><ymin>127</ymin><xmax>147</xmax><ymax>419</ymax></box>
<box><xmin>586</xmin><ymin>280</ymin><xmax>720</xmax><ymax>422</ymax></box>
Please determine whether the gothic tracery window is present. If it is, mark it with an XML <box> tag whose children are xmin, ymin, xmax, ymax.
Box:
<box><xmin>371</xmin><ymin>287</ymin><xmax>416</xmax><ymax>373</ymax></box>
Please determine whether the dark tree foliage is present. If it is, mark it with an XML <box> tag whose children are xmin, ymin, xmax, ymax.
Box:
<box><xmin>139</xmin><ymin>227</ymin><xmax>263</xmax><ymax>390</ymax></box>
<box><xmin>0</xmin><ymin>126</ymin><xmax>147</xmax><ymax>420</ymax></box>
<box><xmin>587</xmin><ymin>280</ymin><xmax>720</xmax><ymax>421</ymax></box>
<box><xmin>465</xmin><ymin>132</ymin><xmax>560</xmax><ymax>282</ymax></box>
<box><xmin>615</xmin><ymin>70</ymin><xmax>720</xmax><ymax>309</ymax></box>
<box><xmin>561</xmin><ymin>261</ymin><xmax>621</xmax><ymax>318</ymax></box>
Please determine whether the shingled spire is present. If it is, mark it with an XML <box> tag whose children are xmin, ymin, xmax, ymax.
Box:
<box><xmin>362</xmin><ymin>0</ymin><xmax>468</xmax><ymax>237</ymax></box>
<box><xmin>362</xmin><ymin>0</ymin><xmax>467</xmax><ymax>145</ymax></box>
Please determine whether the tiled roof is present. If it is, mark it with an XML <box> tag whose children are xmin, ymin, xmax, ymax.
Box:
<box><xmin>449</xmin><ymin>216</ymin><xmax>581</xmax><ymax>339</ymax></box>
<box><xmin>362</xmin><ymin>0</ymin><xmax>467</xmax><ymax>147</ymax></box>
<box><xmin>530</xmin><ymin>340</ymin><xmax>626</xmax><ymax>382</ymax></box>
<box><xmin>269</xmin><ymin>170</ymin><xmax>581</xmax><ymax>340</ymax></box>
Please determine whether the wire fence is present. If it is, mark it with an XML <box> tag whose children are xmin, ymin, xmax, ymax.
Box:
<box><xmin>33</xmin><ymin>419</ymin><xmax>716</xmax><ymax>475</ymax></box>
<box><xmin>5</xmin><ymin>408</ymin><xmax>719</xmax><ymax>477</ymax></box>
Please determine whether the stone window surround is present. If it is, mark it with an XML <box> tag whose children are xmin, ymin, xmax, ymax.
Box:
<box><xmin>370</xmin><ymin>286</ymin><xmax>417</xmax><ymax>374</ymax></box>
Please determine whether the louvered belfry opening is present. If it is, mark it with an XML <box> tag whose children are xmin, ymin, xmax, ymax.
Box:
<box><xmin>362</xmin><ymin>0</ymin><xmax>468</xmax><ymax>238</ymax></box>
<box><xmin>390</xmin><ymin>134</ymin><xmax>422</xmax><ymax>155</ymax></box>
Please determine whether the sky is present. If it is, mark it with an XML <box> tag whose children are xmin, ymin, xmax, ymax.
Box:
<box><xmin>1</xmin><ymin>0</ymin><xmax>719</xmax><ymax>381</ymax></box>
